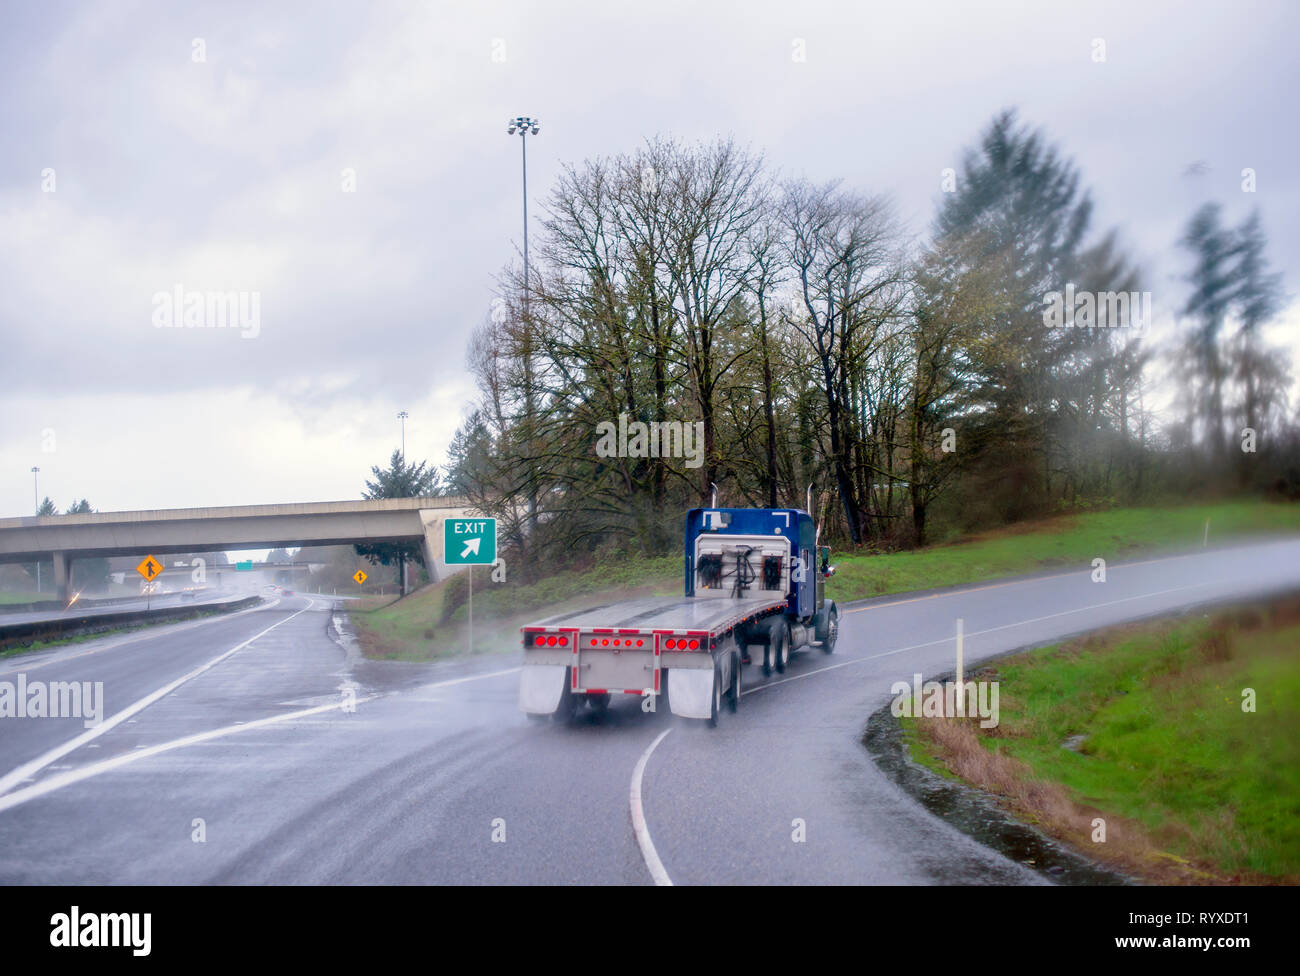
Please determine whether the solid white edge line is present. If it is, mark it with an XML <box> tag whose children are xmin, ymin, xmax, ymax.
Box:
<box><xmin>417</xmin><ymin>666</ymin><xmax>521</xmax><ymax>691</ymax></box>
<box><xmin>630</xmin><ymin>727</ymin><xmax>674</xmax><ymax>887</ymax></box>
<box><xmin>3</xmin><ymin>596</ymin><xmax>282</xmax><ymax>676</ymax></box>
<box><xmin>0</xmin><ymin>693</ymin><xmax>376</xmax><ymax>815</ymax></box>
<box><xmin>0</xmin><ymin>601</ymin><xmax>314</xmax><ymax>797</ymax></box>
<box><xmin>747</xmin><ymin>579</ymin><xmax>1214</xmax><ymax>695</ymax></box>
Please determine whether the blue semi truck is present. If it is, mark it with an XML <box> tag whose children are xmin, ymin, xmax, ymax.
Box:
<box><xmin>518</xmin><ymin>507</ymin><xmax>839</xmax><ymax>726</ymax></box>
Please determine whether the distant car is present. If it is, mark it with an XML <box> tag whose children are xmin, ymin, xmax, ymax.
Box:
<box><xmin>282</xmin><ymin>588</ymin><xmax>294</xmax><ymax>596</ymax></box>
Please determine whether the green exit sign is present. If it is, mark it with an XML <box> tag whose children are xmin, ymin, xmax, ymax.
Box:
<box><xmin>444</xmin><ymin>518</ymin><xmax>497</xmax><ymax>565</ymax></box>
<box><xmin>235</xmin><ymin>560</ymin><xmax>253</xmax><ymax>571</ymax></box>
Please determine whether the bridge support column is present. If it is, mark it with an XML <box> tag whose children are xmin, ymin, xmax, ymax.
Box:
<box><xmin>52</xmin><ymin>551</ymin><xmax>70</xmax><ymax>602</ymax></box>
<box><xmin>421</xmin><ymin>516</ymin><xmax>442</xmax><ymax>584</ymax></box>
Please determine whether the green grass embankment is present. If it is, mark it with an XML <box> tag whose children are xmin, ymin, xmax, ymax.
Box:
<box><xmin>901</xmin><ymin>595</ymin><xmax>1300</xmax><ymax>883</ymax></box>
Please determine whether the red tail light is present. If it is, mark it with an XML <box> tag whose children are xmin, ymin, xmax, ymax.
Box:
<box><xmin>558</xmin><ymin>636</ymin><xmax>568</xmax><ymax>646</ymax></box>
<box><xmin>665</xmin><ymin>639</ymin><xmax>676</xmax><ymax>649</ymax></box>
<box><xmin>688</xmin><ymin>639</ymin><xmax>699</xmax><ymax>650</ymax></box>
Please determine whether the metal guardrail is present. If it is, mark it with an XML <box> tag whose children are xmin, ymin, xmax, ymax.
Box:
<box><xmin>0</xmin><ymin>593</ymin><xmax>158</xmax><ymax>615</ymax></box>
<box><xmin>0</xmin><ymin>596</ymin><xmax>262</xmax><ymax>651</ymax></box>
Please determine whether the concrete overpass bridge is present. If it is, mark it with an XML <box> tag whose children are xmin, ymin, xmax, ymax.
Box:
<box><xmin>0</xmin><ymin>497</ymin><xmax>480</xmax><ymax>600</ymax></box>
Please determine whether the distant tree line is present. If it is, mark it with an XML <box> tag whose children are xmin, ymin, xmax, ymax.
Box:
<box><xmin>437</xmin><ymin>110</ymin><xmax>1293</xmax><ymax>578</ymax></box>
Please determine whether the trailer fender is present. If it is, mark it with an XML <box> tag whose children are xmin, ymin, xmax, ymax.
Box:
<box><xmin>667</xmin><ymin>666</ymin><xmax>716</xmax><ymax>720</ymax></box>
<box><xmin>519</xmin><ymin>664</ymin><xmax>568</xmax><ymax>715</ymax></box>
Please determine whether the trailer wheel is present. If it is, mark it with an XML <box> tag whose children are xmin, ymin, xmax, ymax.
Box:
<box><xmin>554</xmin><ymin>670</ymin><xmax>580</xmax><ymax>722</ymax></box>
<box><xmin>821</xmin><ymin>605</ymin><xmax>839</xmax><ymax>654</ymax></box>
<box><xmin>727</xmin><ymin>651</ymin><xmax>741</xmax><ymax>712</ymax></box>
<box><xmin>708</xmin><ymin>662</ymin><xmax>722</xmax><ymax>728</ymax></box>
<box><xmin>771</xmin><ymin>619</ymin><xmax>789</xmax><ymax>674</ymax></box>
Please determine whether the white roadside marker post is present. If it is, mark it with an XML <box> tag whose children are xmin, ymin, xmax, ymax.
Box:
<box><xmin>955</xmin><ymin>617</ymin><xmax>964</xmax><ymax>717</ymax></box>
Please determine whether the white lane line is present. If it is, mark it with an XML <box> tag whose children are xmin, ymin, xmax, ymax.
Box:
<box><xmin>2</xmin><ymin>597</ymin><xmax>282</xmax><ymax>675</ymax></box>
<box><xmin>0</xmin><ymin>602</ymin><xmax>313</xmax><ymax>797</ymax></box>
<box><xmin>630</xmin><ymin>728</ymin><xmax>674</xmax><ymax>887</ymax></box>
<box><xmin>415</xmin><ymin>666</ymin><xmax>521</xmax><ymax>691</ymax></box>
<box><xmin>839</xmin><ymin>543</ymin><xmax>1256</xmax><ymax>616</ymax></box>
<box><xmin>748</xmin><ymin>580</ymin><xmax>1213</xmax><ymax>695</ymax></box>
<box><xmin>0</xmin><ymin>695</ymin><xmax>376</xmax><ymax>816</ymax></box>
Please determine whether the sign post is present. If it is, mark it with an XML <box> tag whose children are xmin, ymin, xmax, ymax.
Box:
<box><xmin>444</xmin><ymin>518</ymin><xmax>497</xmax><ymax>655</ymax></box>
<box><xmin>136</xmin><ymin>554</ymin><xmax>163</xmax><ymax>610</ymax></box>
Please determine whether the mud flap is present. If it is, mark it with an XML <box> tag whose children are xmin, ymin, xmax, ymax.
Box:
<box><xmin>519</xmin><ymin>664</ymin><xmax>567</xmax><ymax>714</ymax></box>
<box><xmin>667</xmin><ymin>667</ymin><xmax>715</xmax><ymax>720</ymax></box>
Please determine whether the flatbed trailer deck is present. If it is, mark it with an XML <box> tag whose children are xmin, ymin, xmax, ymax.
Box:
<box><xmin>518</xmin><ymin>506</ymin><xmax>840</xmax><ymax>726</ymax></box>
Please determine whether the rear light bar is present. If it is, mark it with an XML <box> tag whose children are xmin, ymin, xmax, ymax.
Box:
<box><xmin>526</xmin><ymin>629</ymin><xmax>711</xmax><ymax>651</ymax></box>
<box><xmin>664</xmin><ymin>637</ymin><xmax>701</xmax><ymax>651</ymax></box>
<box><xmin>527</xmin><ymin>633</ymin><xmax>569</xmax><ymax>647</ymax></box>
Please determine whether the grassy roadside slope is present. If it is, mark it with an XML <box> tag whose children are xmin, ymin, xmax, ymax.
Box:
<box><xmin>349</xmin><ymin>500</ymin><xmax>1299</xmax><ymax>662</ymax></box>
<box><xmin>829</xmin><ymin>500</ymin><xmax>1300</xmax><ymax>601</ymax></box>
<box><xmin>901</xmin><ymin>595</ymin><xmax>1300</xmax><ymax>883</ymax></box>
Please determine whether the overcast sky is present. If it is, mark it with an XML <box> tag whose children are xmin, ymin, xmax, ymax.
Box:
<box><xmin>2</xmin><ymin>0</ymin><xmax>1296</xmax><ymax>518</ymax></box>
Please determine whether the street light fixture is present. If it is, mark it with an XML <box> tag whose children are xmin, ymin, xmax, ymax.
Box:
<box><xmin>397</xmin><ymin>410</ymin><xmax>409</xmax><ymax>460</ymax></box>
<box><xmin>30</xmin><ymin>466</ymin><xmax>40</xmax><ymax>593</ymax></box>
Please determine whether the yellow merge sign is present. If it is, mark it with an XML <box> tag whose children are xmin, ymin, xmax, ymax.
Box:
<box><xmin>136</xmin><ymin>555</ymin><xmax>163</xmax><ymax>581</ymax></box>
<box><xmin>353</xmin><ymin>570</ymin><xmax>367</xmax><ymax>585</ymax></box>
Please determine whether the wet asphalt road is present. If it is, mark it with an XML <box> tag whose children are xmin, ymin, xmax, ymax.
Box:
<box><xmin>0</xmin><ymin>538</ymin><xmax>1297</xmax><ymax>885</ymax></box>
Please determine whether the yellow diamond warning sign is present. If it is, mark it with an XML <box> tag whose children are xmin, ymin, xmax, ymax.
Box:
<box><xmin>353</xmin><ymin>570</ymin><xmax>367</xmax><ymax>585</ymax></box>
<box><xmin>136</xmin><ymin>555</ymin><xmax>163</xmax><ymax>581</ymax></box>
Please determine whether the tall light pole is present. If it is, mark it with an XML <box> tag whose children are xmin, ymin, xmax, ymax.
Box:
<box><xmin>396</xmin><ymin>410</ymin><xmax>411</xmax><ymax>596</ymax></box>
<box><xmin>507</xmin><ymin>116</ymin><xmax>540</xmax><ymax>535</ymax></box>
<box><xmin>506</xmin><ymin>116</ymin><xmax>540</xmax><ymax>313</ymax></box>
<box><xmin>30</xmin><ymin>466</ymin><xmax>40</xmax><ymax>593</ymax></box>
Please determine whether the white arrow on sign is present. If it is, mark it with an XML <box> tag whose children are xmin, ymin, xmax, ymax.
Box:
<box><xmin>461</xmin><ymin>537</ymin><xmax>482</xmax><ymax>559</ymax></box>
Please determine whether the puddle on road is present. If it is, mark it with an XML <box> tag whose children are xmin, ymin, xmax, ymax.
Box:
<box><xmin>327</xmin><ymin>607</ymin><xmax>519</xmax><ymax>696</ymax></box>
<box><xmin>862</xmin><ymin>706</ymin><xmax>1131</xmax><ymax>886</ymax></box>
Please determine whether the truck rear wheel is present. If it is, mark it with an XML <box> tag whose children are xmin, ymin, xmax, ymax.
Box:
<box><xmin>587</xmin><ymin>692</ymin><xmax>611</xmax><ymax>711</ymax></box>
<box><xmin>554</xmin><ymin>670</ymin><xmax>580</xmax><ymax>722</ymax></box>
<box><xmin>708</xmin><ymin>662</ymin><xmax>722</xmax><ymax>727</ymax></box>
<box><xmin>727</xmin><ymin>651</ymin><xmax>741</xmax><ymax>712</ymax></box>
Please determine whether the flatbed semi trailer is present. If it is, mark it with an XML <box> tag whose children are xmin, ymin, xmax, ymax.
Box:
<box><xmin>518</xmin><ymin>506</ymin><xmax>840</xmax><ymax>726</ymax></box>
